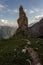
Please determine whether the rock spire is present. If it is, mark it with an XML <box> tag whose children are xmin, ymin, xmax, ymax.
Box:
<box><xmin>17</xmin><ymin>6</ymin><xmax>28</xmax><ymax>35</ymax></box>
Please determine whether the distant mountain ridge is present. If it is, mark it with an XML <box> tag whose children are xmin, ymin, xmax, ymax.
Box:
<box><xmin>29</xmin><ymin>18</ymin><xmax>43</xmax><ymax>37</ymax></box>
<box><xmin>0</xmin><ymin>26</ymin><xmax>17</xmax><ymax>39</ymax></box>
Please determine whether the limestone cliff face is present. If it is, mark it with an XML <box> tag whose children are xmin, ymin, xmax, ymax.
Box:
<box><xmin>17</xmin><ymin>6</ymin><xmax>28</xmax><ymax>35</ymax></box>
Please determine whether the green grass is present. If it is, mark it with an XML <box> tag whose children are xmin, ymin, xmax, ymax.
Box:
<box><xmin>0</xmin><ymin>33</ymin><xmax>43</xmax><ymax>65</ymax></box>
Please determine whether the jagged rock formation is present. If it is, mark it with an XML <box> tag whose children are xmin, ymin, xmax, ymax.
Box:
<box><xmin>16</xmin><ymin>6</ymin><xmax>43</xmax><ymax>38</ymax></box>
<box><xmin>17</xmin><ymin>6</ymin><xmax>29</xmax><ymax>35</ymax></box>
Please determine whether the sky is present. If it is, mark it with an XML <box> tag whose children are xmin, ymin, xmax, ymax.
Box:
<box><xmin>0</xmin><ymin>0</ymin><xmax>43</xmax><ymax>26</ymax></box>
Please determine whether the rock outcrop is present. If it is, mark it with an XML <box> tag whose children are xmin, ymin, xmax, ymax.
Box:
<box><xmin>16</xmin><ymin>6</ymin><xmax>43</xmax><ymax>38</ymax></box>
<box><xmin>17</xmin><ymin>6</ymin><xmax>29</xmax><ymax>35</ymax></box>
<box><xmin>27</xmin><ymin>47</ymin><xmax>41</xmax><ymax>65</ymax></box>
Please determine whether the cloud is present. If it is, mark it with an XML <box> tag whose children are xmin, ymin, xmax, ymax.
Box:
<box><xmin>1</xmin><ymin>19</ymin><xmax>8</xmax><ymax>23</ymax></box>
<box><xmin>7</xmin><ymin>9</ymin><xmax>19</xmax><ymax>14</ymax></box>
<box><xmin>12</xmin><ymin>9</ymin><xmax>19</xmax><ymax>13</ymax></box>
<box><xmin>7</xmin><ymin>8</ymin><xmax>42</xmax><ymax>15</ymax></box>
<box><xmin>0</xmin><ymin>19</ymin><xmax>18</xmax><ymax>27</ymax></box>
<box><xmin>0</xmin><ymin>4</ymin><xmax>5</xmax><ymax>10</ymax></box>
<box><xmin>35</xmin><ymin>15</ymin><xmax>43</xmax><ymax>21</ymax></box>
<box><xmin>28</xmin><ymin>15</ymin><xmax>43</xmax><ymax>25</ymax></box>
<box><xmin>24</xmin><ymin>9</ymin><xmax>27</xmax><ymax>12</ymax></box>
<box><xmin>34</xmin><ymin>8</ymin><xmax>39</xmax><ymax>12</ymax></box>
<box><xmin>29</xmin><ymin>8</ymin><xmax>40</xmax><ymax>14</ymax></box>
<box><xmin>29</xmin><ymin>10</ymin><xmax>34</xmax><ymax>14</ymax></box>
<box><xmin>7</xmin><ymin>8</ymin><xmax>28</xmax><ymax>14</ymax></box>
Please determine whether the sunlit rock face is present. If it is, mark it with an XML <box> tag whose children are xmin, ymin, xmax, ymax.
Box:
<box><xmin>17</xmin><ymin>6</ymin><xmax>29</xmax><ymax>35</ymax></box>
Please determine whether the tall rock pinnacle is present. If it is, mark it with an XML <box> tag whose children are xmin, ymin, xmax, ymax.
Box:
<box><xmin>17</xmin><ymin>6</ymin><xmax>28</xmax><ymax>35</ymax></box>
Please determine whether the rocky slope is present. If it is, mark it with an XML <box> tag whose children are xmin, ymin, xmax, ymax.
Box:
<box><xmin>30</xmin><ymin>18</ymin><xmax>43</xmax><ymax>37</ymax></box>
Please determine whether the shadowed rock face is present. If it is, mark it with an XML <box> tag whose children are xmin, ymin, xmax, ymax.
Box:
<box><xmin>31</xmin><ymin>18</ymin><xmax>43</xmax><ymax>37</ymax></box>
<box><xmin>17</xmin><ymin>6</ymin><xmax>28</xmax><ymax>35</ymax></box>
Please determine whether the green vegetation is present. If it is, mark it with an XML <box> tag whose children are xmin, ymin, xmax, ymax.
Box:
<box><xmin>0</xmin><ymin>33</ymin><xmax>43</xmax><ymax>65</ymax></box>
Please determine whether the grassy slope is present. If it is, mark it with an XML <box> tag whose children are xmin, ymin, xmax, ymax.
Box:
<box><xmin>0</xmin><ymin>33</ymin><xmax>43</xmax><ymax>65</ymax></box>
